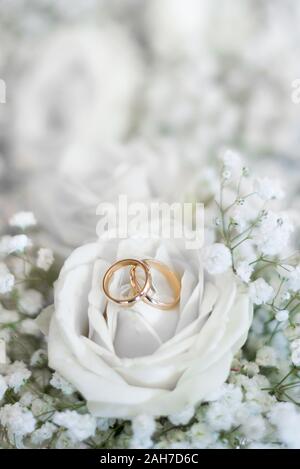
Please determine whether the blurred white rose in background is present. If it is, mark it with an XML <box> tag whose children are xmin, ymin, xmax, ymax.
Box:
<box><xmin>27</xmin><ymin>138</ymin><xmax>193</xmax><ymax>255</ymax></box>
<box><xmin>11</xmin><ymin>25</ymin><xmax>144</xmax><ymax>172</ymax></box>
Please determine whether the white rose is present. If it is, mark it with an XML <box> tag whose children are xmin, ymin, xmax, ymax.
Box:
<box><xmin>39</xmin><ymin>232</ymin><xmax>252</xmax><ymax>418</ymax></box>
<box><xmin>28</xmin><ymin>139</ymin><xmax>191</xmax><ymax>255</ymax></box>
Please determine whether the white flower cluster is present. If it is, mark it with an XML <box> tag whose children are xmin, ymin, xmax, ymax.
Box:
<box><xmin>0</xmin><ymin>235</ymin><xmax>32</xmax><ymax>256</ymax></box>
<box><xmin>0</xmin><ymin>403</ymin><xmax>36</xmax><ymax>445</ymax></box>
<box><xmin>52</xmin><ymin>410</ymin><xmax>96</xmax><ymax>442</ymax></box>
<box><xmin>291</xmin><ymin>340</ymin><xmax>300</xmax><ymax>367</ymax></box>
<box><xmin>203</xmin><ymin>243</ymin><xmax>232</xmax><ymax>275</ymax></box>
<box><xmin>2</xmin><ymin>361</ymin><xmax>32</xmax><ymax>393</ymax></box>
<box><xmin>0</xmin><ymin>263</ymin><xmax>15</xmax><ymax>294</ymax></box>
<box><xmin>36</xmin><ymin>248</ymin><xmax>54</xmax><ymax>272</ymax></box>
<box><xmin>50</xmin><ymin>372</ymin><xmax>75</xmax><ymax>396</ymax></box>
<box><xmin>154</xmin><ymin>359</ymin><xmax>300</xmax><ymax>449</ymax></box>
<box><xmin>9</xmin><ymin>212</ymin><xmax>37</xmax><ymax>230</ymax></box>
<box><xmin>130</xmin><ymin>415</ymin><xmax>156</xmax><ymax>449</ymax></box>
<box><xmin>1</xmin><ymin>152</ymin><xmax>300</xmax><ymax>449</ymax></box>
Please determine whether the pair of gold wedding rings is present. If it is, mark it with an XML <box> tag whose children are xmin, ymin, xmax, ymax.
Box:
<box><xmin>102</xmin><ymin>258</ymin><xmax>181</xmax><ymax>310</ymax></box>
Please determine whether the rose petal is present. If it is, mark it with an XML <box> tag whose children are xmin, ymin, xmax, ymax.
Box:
<box><xmin>88</xmin><ymin>259</ymin><xmax>114</xmax><ymax>352</ymax></box>
<box><xmin>35</xmin><ymin>305</ymin><xmax>54</xmax><ymax>335</ymax></box>
<box><xmin>114</xmin><ymin>309</ymin><xmax>162</xmax><ymax>358</ymax></box>
<box><xmin>48</xmin><ymin>317</ymin><xmax>165</xmax><ymax>410</ymax></box>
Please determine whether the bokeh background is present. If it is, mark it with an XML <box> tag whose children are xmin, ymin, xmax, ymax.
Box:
<box><xmin>0</xmin><ymin>0</ymin><xmax>299</xmax><ymax>253</ymax></box>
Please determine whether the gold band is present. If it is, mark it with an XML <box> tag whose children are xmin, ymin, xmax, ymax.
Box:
<box><xmin>130</xmin><ymin>259</ymin><xmax>181</xmax><ymax>310</ymax></box>
<box><xmin>102</xmin><ymin>259</ymin><xmax>151</xmax><ymax>307</ymax></box>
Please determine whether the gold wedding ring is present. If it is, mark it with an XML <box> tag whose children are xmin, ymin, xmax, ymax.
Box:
<box><xmin>102</xmin><ymin>259</ymin><xmax>151</xmax><ymax>307</ymax></box>
<box><xmin>102</xmin><ymin>258</ymin><xmax>181</xmax><ymax>311</ymax></box>
<box><xmin>130</xmin><ymin>259</ymin><xmax>181</xmax><ymax>310</ymax></box>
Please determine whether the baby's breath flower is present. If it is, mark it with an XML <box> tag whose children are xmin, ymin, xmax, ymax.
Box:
<box><xmin>205</xmin><ymin>401</ymin><xmax>235</xmax><ymax>432</ymax></box>
<box><xmin>249</xmin><ymin>278</ymin><xmax>274</xmax><ymax>305</ymax></box>
<box><xmin>36</xmin><ymin>248</ymin><xmax>54</xmax><ymax>271</ymax></box>
<box><xmin>54</xmin><ymin>431</ymin><xmax>80</xmax><ymax>449</ymax></box>
<box><xmin>0</xmin><ymin>236</ymin><xmax>13</xmax><ymax>257</ymax></box>
<box><xmin>96</xmin><ymin>417</ymin><xmax>115</xmax><ymax>432</ymax></box>
<box><xmin>275</xmin><ymin>310</ymin><xmax>289</xmax><ymax>323</ymax></box>
<box><xmin>222</xmin><ymin>169</ymin><xmax>232</xmax><ymax>181</ymax></box>
<box><xmin>5</xmin><ymin>361</ymin><xmax>31</xmax><ymax>393</ymax></box>
<box><xmin>130</xmin><ymin>414</ymin><xmax>156</xmax><ymax>449</ymax></box>
<box><xmin>18</xmin><ymin>318</ymin><xmax>41</xmax><ymax>337</ymax></box>
<box><xmin>242</xmin><ymin>361</ymin><xmax>259</xmax><ymax>377</ymax></box>
<box><xmin>236</xmin><ymin>198</ymin><xmax>245</xmax><ymax>206</ymax></box>
<box><xmin>19</xmin><ymin>391</ymin><xmax>35</xmax><ymax>408</ymax></box>
<box><xmin>230</xmin><ymin>208</ymin><xmax>247</xmax><ymax>233</ymax></box>
<box><xmin>236</xmin><ymin>261</ymin><xmax>254</xmax><ymax>283</ymax></box>
<box><xmin>169</xmin><ymin>406</ymin><xmax>194</xmax><ymax>426</ymax></box>
<box><xmin>241</xmin><ymin>414</ymin><xmax>267</xmax><ymax>441</ymax></box>
<box><xmin>256</xmin><ymin>346</ymin><xmax>277</xmax><ymax>368</ymax></box>
<box><xmin>291</xmin><ymin>349</ymin><xmax>300</xmax><ymax>366</ymax></box>
<box><xmin>254</xmin><ymin>177</ymin><xmax>285</xmax><ymax>201</ymax></box>
<box><xmin>18</xmin><ymin>289</ymin><xmax>43</xmax><ymax>316</ymax></box>
<box><xmin>203</xmin><ymin>243</ymin><xmax>232</xmax><ymax>275</ymax></box>
<box><xmin>242</xmin><ymin>166</ymin><xmax>250</xmax><ymax>177</ymax></box>
<box><xmin>31</xmin><ymin>398</ymin><xmax>53</xmax><ymax>419</ymax></box>
<box><xmin>187</xmin><ymin>421</ymin><xmax>218</xmax><ymax>448</ymax></box>
<box><xmin>168</xmin><ymin>441</ymin><xmax>192</xmax><ymax>449</ymax></box>
<box><xmin>281</xmin><ymin>291</ymin><xmax>291</xmax><ymax>302</ymax></box>
<box><xmin>221</xmin><ymin>149</ymin><xmax>241</xmax><ymax>170</ymax></box>
<box><xmin>205</xmin><ymin>383</ymin><xmax>243</xmax><ymax>432</ymax></box>
<box><xmin>8</xmin><ymin>234</ymin><xmax>32</xmax><ymax>253</ymax></box>
<box><xmin>52</xmin><ymin>410</ymin><xmax>96</xmax><ymax>442</ymax></box>
<box><xmin>31</xmin><ymin>422</ymin><xmax>57</xmax><ymax>445</ymax></box>
<box><xmin>50</xmin><ymin>372</ymin><xmax>75</xmax><ymax>395</ymax></box>
<box><xmin>290</xmin><ymin>339</ymin><xmax>300</xmax><ymax>351</ymax></box>
<box><xmin>286</xmin><ymin>266</ymin><xmax>300</xmax><ymax>293</ymax></box>
<box><xmin>0</xmin><ymin>262</ymin><xmax>15</xmax><ymax>294</ymax></box>
<box><xmin>9</xmin><ymin>212</ymin><xmax>37</xmax><ymax>230</ymax></box>
<box><xmin>0</xmin><ymin>403</ymin><xmax>36</xmax><ymax>440</ymax></box>
<box><xmin>254</xmin><ymin>211</ymin><xmax>293</xmax><ymax>256</ymax></box>
<box><xmin>0</xmin><ymin>374</ymin><xmax>8</xmax><ymax>400</ymax></box>
<box><xmin>269</xmin><ymin>402</ymin><xmax>300</xmax><ymax>449</ymax></box>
